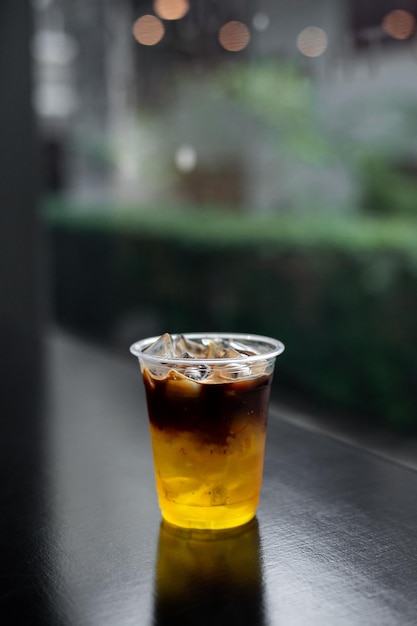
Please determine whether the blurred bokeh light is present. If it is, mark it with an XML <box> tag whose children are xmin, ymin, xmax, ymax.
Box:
<box><xmin>175</xmin><ymin>145</ymin><xmax>197</xmax><ymax>173</ymax></box>
<box><xmin>153</xmin><ymin>0</ymin><xmax>189</xmax><ymax>21</ymax></box>
<box><xmin>296</xmin><ymin>26</ymin><xmax>328</xmax><ymax>57</ymax></box>
<box><xmin>132</xmin><ymin>15</ymin><xmax>165</xmax><ymax>46</ymax></box>
<box><xmin>218</xmin><ymin>21</ymin><xmax>250</xmax><ymax>52</ymax></box>
<box><xmin>382</xmin><ymin>10</ymin><xmax>415</xmax><ymax>40</ymax></box>
<box><xmin>252</xmin><ymin>12</ymin><xmax>270</xmax><ymax>32</ymax></box>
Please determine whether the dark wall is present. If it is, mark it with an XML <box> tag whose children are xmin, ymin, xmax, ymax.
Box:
<box><xmin>0</xmin><ymin>1</ymin><xmax>43</xmax><ymax>416</ymax></box>
<box><xmin>0</xmin><ymin>7</ymin><xmax>51</xmax><ymax>624</ymax></box>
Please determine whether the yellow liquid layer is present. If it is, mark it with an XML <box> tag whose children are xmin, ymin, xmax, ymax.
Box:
<box><xmin>150</xmin><ymin>423</ymin><xmax>266</xmax><ymax>530</ymax></box>
<box><xmin>160</xmin><ymin>497</ymin><xmax>259</xmax><ymax>530</ymax></box>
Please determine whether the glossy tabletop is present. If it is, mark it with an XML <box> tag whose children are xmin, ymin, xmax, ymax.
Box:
<box><xmin>1</xmin><ymin>333</ymin><xmax>417</xmax><ymax>625</ymax></box>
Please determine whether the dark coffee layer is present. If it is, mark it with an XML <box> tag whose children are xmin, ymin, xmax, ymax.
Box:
<box><xmin>143</xmin><ymin>370</ymin><xmax>272</xmax><ymax>445</ymax></box>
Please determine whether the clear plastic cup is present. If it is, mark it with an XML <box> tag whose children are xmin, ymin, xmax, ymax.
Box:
<box><xmin>130</xmin><ymin>333</ymin><xmax>284</xmax><ymax>530</ymax></box>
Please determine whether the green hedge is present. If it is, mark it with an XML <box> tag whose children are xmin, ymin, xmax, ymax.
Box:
<box><xmin>44</xmin><ymin>199</ymin><xmax>417</xmax><ymax>431</ymax></box>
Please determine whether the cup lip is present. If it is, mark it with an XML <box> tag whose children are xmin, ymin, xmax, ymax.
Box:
<box><xmin>130</xmin><ymin>332</ymin><xmax>285</xmax><ymax>366</ymax></box>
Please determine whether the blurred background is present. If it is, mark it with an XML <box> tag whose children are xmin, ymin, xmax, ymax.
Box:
<box><xmin>2</xmin><ymin>1</ymin><xmax>417</xmax><ymax>443</ymax></box>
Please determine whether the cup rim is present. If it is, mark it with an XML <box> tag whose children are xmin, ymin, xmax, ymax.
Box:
<box><xmin>130</xmin><ymin>332</ymin><xmax>285</xmax><ymax>366</ymax></box>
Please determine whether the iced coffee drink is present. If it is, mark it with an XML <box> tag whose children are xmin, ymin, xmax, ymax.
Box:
<box><xmin>130</xmin><ymin>333</ymin><xmax>284</xmax><ymax>530</ymax></box>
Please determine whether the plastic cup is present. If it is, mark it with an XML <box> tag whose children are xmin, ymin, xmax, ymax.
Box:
<box><xmin>130</xmin><ymin>333</ymin><xmax>284</xmax><ymax>530</ymax></box>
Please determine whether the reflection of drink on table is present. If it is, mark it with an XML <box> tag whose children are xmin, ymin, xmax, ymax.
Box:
<box><xmin>144</xmin><ymin>368</ymin><xmax>272</xmax><ymax>529</ymax></box>
<box><xmin>154</xmin><ymin>519</ymin><xmax>266</xmax><ymax>625</ymax></box>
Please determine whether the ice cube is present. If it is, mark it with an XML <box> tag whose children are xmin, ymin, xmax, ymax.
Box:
<box><xmin>183</xmin><ymin>363</ymin><xmax>211</xmax><ymax>381</ymax></box>
<box><xmin>229</xmin><ymin>340</ymin><xmax>259</xmax><ymax>356</ymax></box>
<box><xmin>203</xmin><ymin>339</ymin><xmax>218</xmax><ymax>358</ymax></box>
<box><xmin>250</xmin><ymin>359</ymin><xmax>268</xmax><ymax>377</ymax></box>
<box><xmin>221</xmin><ymin>348</ymin><xmax>244</xmax><ymax>359</ymax></box>
<box><xmin>143</xmin><ymin>335</ymin><xmax>267</xmax><ymax>383</ymax></box>
<box><xmin>208</xmin><ymin>338</ymin><xmax>230</xmax><ymax>358</ymax></box>
<box><xmin>205</xmin><ymin>363</ymin><xmax>251</xmax><ymax>382</ymax></box>
<box><xmin>148</xmin><ymin>365</ymin><xmax>171</xmax><ymax>379</ymax></box>
<box><xmin>219</xmin><ymin>364</ymin><xmax>252</xmax><ymax>380</ymax></box>
<box><xmin>200</xmin><ymin>338</ymin><xmax>243</xmax><ymax>359</ymax></box>
<box><xmin>143</xmin><ymin>332</ymin><xmax>174</xmax><ymax>357</ymax></box>
<box><xmin>174</xmin><ymin>334</ymin><xmax>208</xmax><ymax>358</ymax></box>
<box><xmin>165</xmin><ymin>372</ymin><xmax>202</xmax><ymax>396</ymax></box>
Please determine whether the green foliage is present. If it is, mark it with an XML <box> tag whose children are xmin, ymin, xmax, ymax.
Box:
<box><xmin>359</xmin><ymin>156</ymin><xmax>417</xmax><ymax>216</ymax></box>
<box><xmin>215</xmin><ymin>61</ymin><xmax>334</xmax><ymax>165</ymax></box>
<box><xmin>218</xmin><ymin>62</ymin><xmax>313</xmax><ymax>128</ymax></box>
<box><xmin>43</xmin><ymin>197</ymin><xmax>417</xmax><ymax>258</ymax></box>
<box><xmin>211</xmin><ymin>60</ymin><xmax>417</xmax><ymax>216</ymax></box>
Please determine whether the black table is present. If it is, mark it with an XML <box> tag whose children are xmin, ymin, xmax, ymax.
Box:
<box><xmin>2</xmin><ymin>333</ymin><xmax>417</xmax><ymax>625</ymax></box>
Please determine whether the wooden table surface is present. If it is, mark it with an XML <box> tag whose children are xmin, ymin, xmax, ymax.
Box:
<box><xmin>2</xmin><ymin>333</ymin><xmax>417</xmax><ymax>625</ymax></box>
